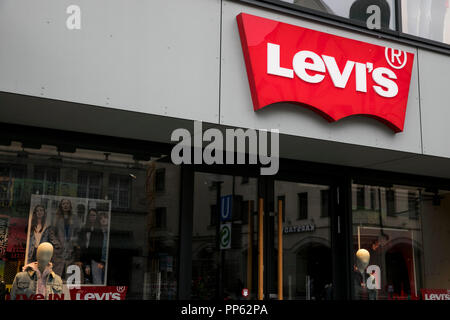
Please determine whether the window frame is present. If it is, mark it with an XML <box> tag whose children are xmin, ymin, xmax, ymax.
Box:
<box><xmin>240</xmin><ymin>0</ymin><xmax>450</xmax><ymax>55</ymax></box>
<box><xmin>108</xmin><ymin>173</ymin><xmax>132</xmax><ymax>210</ymax></box>
<box><xmin>77</xmin><ymin>170</ymin><xmax>103</xmax><ymax>200</ymax></box>
<box><xmin>0</xmin><ymin>164</ymin><xmax>26</xmax><ymax>206</ymax></box>
<box><xmin>386</xmin><ymin>188</ymin><xmax>396</xmax><ymax>216</ymax></box>
<box><xmin>155</xmin><ymin>207</ymin><xmax>168</xmax><ymax>229</ymax></box>
<box><xmin>155</xmin><ymin>168</ymin><xmax>166</xmax><ymax>192</ymax></box>
<box><xmin>320</xmin><ymin>189</ymin><xmax>330</xmax><ymax>217</ymax></box>
<box><xmin>209</xmin><ymin>204</ymin><xmax>218</xmax><ymax>226</ymax></box>
<box><xmin>297</xmin><ymin>192</ymin><xmax>308</xmax><ymax>220</ymax></box>
<box><xmin>33</xmin><ymin>166</ymin><xmax>60</xmax><ymax>196</ymax></box>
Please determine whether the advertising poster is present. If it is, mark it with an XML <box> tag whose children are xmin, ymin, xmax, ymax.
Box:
<box><xmin>0</xmin><ymin>177</ymin><xmax>14</xmax><ymax>208</ymax></box>
<box><xmin>25</xmin><ymin>195</ymin><xmax>111</xmax><ymax>286</ymax></box>
<box><xmin>5</xmin><ymin>217</ymin><xmax>27</xmax><ymax>260</ymax></box>
<box><xmin>0</xmin><ymin>215</ymin><xmax>8</xmax><ymax>259</ymax></box>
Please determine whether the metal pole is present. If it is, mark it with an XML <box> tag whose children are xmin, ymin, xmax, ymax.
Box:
<box><xmin>278</xmin><ymin>199</ymin><xmax>283</xmax><ymax>300</ymax></box>
<box><xmin>215</xmin><ymin>181</ymin><xmax>223</xmax><ymax>300</ymax></box>
<box><xmin>258</xmin><ymin>198</ymin><xmax>264</xmax><ymax>300</ymax></box>
<box><xmin>247</xmin><ymin>200</ymin><xmax>253</xmax><ymax>299</ymax></box>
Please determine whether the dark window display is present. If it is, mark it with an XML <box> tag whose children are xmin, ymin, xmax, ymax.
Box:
<box><xmin>191</xmin><ymin>173</ymin><xmax>258</xmax><ymax>300</ymax></box>
<box><xmin>0</xmin><ymin>141</ymin><xmax>180</xmax><ymax>300</ymax></box>
<box><xmin>1</xmin><ymin>139</ymin><xmax>449</xmax><ymax>301</ymax></box>
<box><xmin>351</xmin><ymin>183</ymin><xmax>450</xmax><ymax>300</ymax></box>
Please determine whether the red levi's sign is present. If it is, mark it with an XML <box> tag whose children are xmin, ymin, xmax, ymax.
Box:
<box><xmin>421</xmin><ymin>289</ymin><xmax>450</xmax><ymax>300</ymax></box>
<box><xmin>69</xmin><ymin>286</ymin><xmax>128</xmax><ymax>300</ymax></box>
<box><xmin>236</xmin><ymin>13</ymin><xmax>415</xmax><ymax>132</ymax></box>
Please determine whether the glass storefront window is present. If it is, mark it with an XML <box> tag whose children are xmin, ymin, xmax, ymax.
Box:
<box><xmin>351</xmin><ymin>183</ymin><xmax>450</xmax><ymax>300</ymax></box>
<box><xmin>0</xmin><ymin>141</ymin><xmax>180</xmax><ymax>300</ymax></box>
<box><xmin>274</xmin><ymin>181</ymin><xmax>332</xmax><ymax>300</ymax></box>
<box><xmin>1</xmin><ymin>137</ymin><xmax>448</xmax><ymax>301</ymax></box>
<box><xmin>191</xmin><ymin>173</ymin><xmax>258</xmax><ymax>300</ymax></box>
<box><xmin>278</xmin><ymin>0</ymin><xmax>397</xmax><ymax>30</ymax></box>
<box><xmin>401</xmin><ymin>0</ymin><xmax>450</xmax><ymax>45</ymax></box>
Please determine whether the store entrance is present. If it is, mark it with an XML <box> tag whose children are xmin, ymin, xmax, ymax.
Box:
<box><xmin>191</xmin><ymin>172</ymin><xmax>259</xmax><ymax>300</ymax></box>
<box><xmin>296</xmin><ymin>244</ymin><xmax>332</xmax><ymax>300</ymax></box>
<box><xmin>272</xmin><ymin>180</ymin><xmax>335</xmax><ymax>300</ymax></box>
<box><xmin>189</xmin><ymin>168</ymin><xmax>342</xmax><ymax>300</ymax></box>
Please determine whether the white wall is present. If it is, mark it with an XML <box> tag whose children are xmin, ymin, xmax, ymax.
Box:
<box><xmin>1</xmin><ymin>0</ymin><xmax>450</xmax><ymax>177</ymax></box>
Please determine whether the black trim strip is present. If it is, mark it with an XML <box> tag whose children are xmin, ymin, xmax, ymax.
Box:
<box><xmin>0</xmin><ymin>122</ymin><xmax>172</xmax><ymax>161</ymax></box>
<box><xmin>2</xmin><ymin>121</ymin><xmax>450</xmax><ymax>190</ymax></box>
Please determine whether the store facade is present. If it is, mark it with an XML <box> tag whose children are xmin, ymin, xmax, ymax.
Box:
<box><xmin>0</xmin><ymin>0</ymin><xmax>449</xmax><ymax>300</ymax></box>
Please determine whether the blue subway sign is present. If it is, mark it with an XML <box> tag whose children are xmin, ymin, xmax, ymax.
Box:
<box><xmin>220</xmin><ymin>195</ymin><xmax>233</xmax><ymax>222</ymax></box>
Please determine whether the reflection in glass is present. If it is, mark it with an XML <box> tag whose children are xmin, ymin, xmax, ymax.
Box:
<box><xmin>402</xmin><ymin>0</ymin><xmax>450</xmax><ymax>44</ymax></box>
<box><xmin>0</xmin><ymin>141</ymin><xmax>180</xmax><ymax>300</ymax></box>
<box><xmin>274</xmin><ymin>181</ymin><xmax>332</xmax><ymax>300</ymax></box>
<box><xmin>191</xmin><ymin>173</ymin><xmax>258</xmax><ymax>300</ymax></box>
<box><xmin>279</xmin><ymin>0</ymin><xmax>396</xmax><ymax>30</ymax></box>
<box><xmin>351</xmin><ymin>184</ymin><xmax>450</xmax><ymax>300</ymax></box>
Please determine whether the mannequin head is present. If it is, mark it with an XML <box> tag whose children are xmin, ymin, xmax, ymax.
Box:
<box><xmin>36</xmin><ymin>242</ymin><xmax>53</xmax><ymax>268</ymax></box>
<box><xmin>355</xmin><ymin>248</ymin><xmax>370</xmax><ymax>273</ymax></box>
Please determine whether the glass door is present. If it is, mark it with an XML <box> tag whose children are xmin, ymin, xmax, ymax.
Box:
<box><xmin>189</xmin><ymin>171</ymin><xmax>339</xmax><ymax>300</ymax></box>
<box><xmin>273</xmin><ymin>180</ymin><xmax>334</xmax><ymax>300</ymax></box>
<box><xmin>191</xmin><ymin>172</ymin><xmax>258</xmax><ymax>300</ymax></box>
<box><xmin>350</xmin><ymin>183</ymin><xmax>426</xmax><ymax>300</ymax></box>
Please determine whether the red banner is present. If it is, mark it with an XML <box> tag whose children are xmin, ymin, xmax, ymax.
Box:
<box><xmin>5</xmin><ymin>217</ymin><xmax>27</xmax><ymax>260</ymax></box>
<box><xmin>421</xmin><ymin>289</ymin><xmax>450</xmax><ymax>300</ymax></box>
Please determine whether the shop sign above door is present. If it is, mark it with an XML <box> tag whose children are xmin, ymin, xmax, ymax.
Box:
<box><xmin>237</xmin><ymin>13</ymin><xmax>415</xmax><ymax>132</ymax></box>
<box><xmin>283</xmin><ymin>224</ymin><xmax>315</xmax><ymax>234</ymax></box>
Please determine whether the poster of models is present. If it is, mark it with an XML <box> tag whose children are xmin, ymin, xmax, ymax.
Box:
<box><xmin>0</xmin><ymin>215</ymin><xmax>8</xmax><ymax>259</ymax></box>
<box><xmin>25</xmin><ymin>195</ymin><xmax>111</xmax><ymax>286</ymax></box>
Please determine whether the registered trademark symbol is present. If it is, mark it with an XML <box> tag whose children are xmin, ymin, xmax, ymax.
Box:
<box><xmin>385</xmin><ymin>47</ymin><xmax>407</xmax><ymax>69</ymax></box>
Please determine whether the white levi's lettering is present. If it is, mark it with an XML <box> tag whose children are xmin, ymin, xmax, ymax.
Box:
<box><xmin>322</xmin><ymin>55</ymin><xmax>355</xmax><ymax>88</ymax></box>
<box><xmin>292</xmin><ymin>50</ymin><xmax>326</xmax><ymax>83</ymax></box>
<box><xmin>267</xmin><ymin>43</ymin><xmax>294</xmax><ymax>78</ymax></box>
<box><xmin>266</xmin><ymin>43</ymin><xmax>399</xmax><ymax>98</ymax></box>
<box><xmin>372</xmin><ymin>67</ymin><xmax>398</xmax><ymax>98</ymax></box>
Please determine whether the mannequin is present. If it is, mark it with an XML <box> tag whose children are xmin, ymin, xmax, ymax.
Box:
<box><xmin>354</xmin><ymin>248</ymin><xmax>371</xmax><ymax>299</ymax></box>
<box><xmin>355</xmin><ymin>248</ymin><xmax>370</xmax><ymax>274</ymax></box>
<box><xmin>11</xmin><ymin>242</ymin><xmax>64</xmax><ymax>300</ymax></box>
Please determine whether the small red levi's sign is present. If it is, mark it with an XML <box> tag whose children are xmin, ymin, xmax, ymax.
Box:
<box><xmin>70</xmin><ymin>286</ymin><xmax>128</xmax><ymax>300</ymax></box>
<box><xmin>421</xmin><ymin>289</ymin><xmax>450</xmax><ymax>300</ymax></box>
<box><xmin>236</xmin><ymin>13</ymin><xmax>415</xmax><ymax>132</ymax></box>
